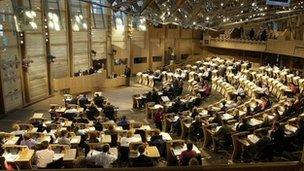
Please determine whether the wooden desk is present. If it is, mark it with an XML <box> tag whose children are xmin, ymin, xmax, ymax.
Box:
<box><xmin>4</xmin><ymin>136</ymin><xmax>20</xmax><ymax>145</ymax></box>
<box><xmin>3</xmin><ymin>149</ymin><xmax>34</xmax><ymax>169</ymax></box>
<box><xmin>53</xmin><ymin>149</ymin><xmax>77</xmax><ymax>168</ymax></box>
<box><xmin>32</xmin><ymin>113</ymin><xmax>44</xmax><ymax>119</ymax></box>
<box><xmin>100</xmin><ymin>134</ymin><xmax>111</xmax><ymax>144</ymax></box>
<box><xmin>53</xmin><ymin>73</ymin><xmax>126</xmax><ymax>94</ymax></box>
<box><xmin>129</xmin><ymin>146</ymin><xmax>160</xmax><ymax>158</ymax></box>
<box><xmin>146</xmin><ymin>146</ymin><xmax>161</xmax><ymax>158</ymax></box>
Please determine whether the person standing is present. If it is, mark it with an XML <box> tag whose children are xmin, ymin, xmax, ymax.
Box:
<box><xmin>124</xmin><ymin>66</ymin><xmax>131</xmax><ymax>86</ymax></box>
<box><xmin>249</xmin><ymin>28</ymin><xmax>255</xmax><ymax>40</ymax></box>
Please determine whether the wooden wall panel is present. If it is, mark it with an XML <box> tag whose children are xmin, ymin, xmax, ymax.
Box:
<box><xmin>179</xmin><ymin>39</ymin><xmax>193</xmax><ymax>54</ymax></box>
<box><xmin>74</xmin><ymin>54</ymin><xmax>89</xmax><ymax>72</ymax></box>
<box><xmin>167</xmin><ymin>28</ymin><xmax>180</xmax><ymax>39</ymax></box>
<box><xmin>50</xmin><ymin>31</ymin><xmax>69</xmax><ymax>79</ymax></box>
<box><xmin>72</xmin><ymin>31</ymin><xmax>89</xmax><ymax>72</ymax></box>
<box><xmin>112</xmin><ymin>29</ymin><xmax>126</xmax><ymax>48</ymax></box>
<box><xmin>25</xmin><ymin>33</ymin><xmax>48</xmax><ymax>102</ymax></box>
<box><xmin>149</xmin><ymin>26</ymin><xmax>165</xmax><ymax>39</ymax></box>
<box><xmin>132</xmin><ymin>30</ymin><xmax>145</xmax><ymax>48</ymax></box>
<box><xmin>73</xmin><ymin>31</ymin><xmax>88</xmax><ymax>42</ymax></box>
<box><xmin>92</xmin><ymin>29</ymin><xmax>106</xmax><ymax>59</ymax></box>
<box><xmin>0</xmin><ymin>47</ymin><xmax>23</xmax><ymax>113</ymax></box>
<box><xmin>26</xmin><ymin>34</ymin><xmax>44</xmax><ymax>55</ymax></box>
<box><xmin>181</xmin><ymin>29</ymin><xmax>193</xmax><ymax>39</ymax></box>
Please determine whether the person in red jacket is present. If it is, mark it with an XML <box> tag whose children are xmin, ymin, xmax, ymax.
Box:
<box><xmin>179</xmin><ymin>142</ymin><xmax>197</xmax><ymax>166</ymax></box>
<box><xmin>154</xmin><ymin>108</ymin><xmax>164</xmax><ymax>131</ymax></box>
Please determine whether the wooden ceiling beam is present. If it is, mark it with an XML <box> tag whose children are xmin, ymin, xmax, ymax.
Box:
<box><xmin>139</xmin><ymin>0</ymin><xmax>154</xmax><ymax>14</ymax></box>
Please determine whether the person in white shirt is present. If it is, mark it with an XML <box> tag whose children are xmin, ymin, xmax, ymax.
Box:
<box><xmin>57</xmin><ymin>130</ymin><xmax>71</xmax><ymax>146</ymax></box>
<box><xmin>120</xmin><ymin>131</ymin><xmax>138</xmax><ymax>147</ymax></box>
<box><xmin>236</xmin><ymin>86</ymin><xmax>245</xmax><ymax>98</ymax></box>
<box><xmin>87</xmin><ymin>144</ymin><xmax>117</xmax><ymax>168</ymax></box>
<box><xmin>10</xmin><ymin>124</ymin><xmax>24</xmax><ymax>136</ymax></box>
<box><xmin>35</xmin><ymin>141</ymin><xmax>54</xmax><ymax>168</ymax></box>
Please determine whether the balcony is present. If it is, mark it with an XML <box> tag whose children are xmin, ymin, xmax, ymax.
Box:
<box><xmin>202</xmin><ymin>37</ymin><xmax>304</xmax><ymax>58</ymax></box>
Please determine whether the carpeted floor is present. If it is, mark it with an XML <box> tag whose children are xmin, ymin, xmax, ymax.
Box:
<box><xmin>0</xmin><ymin>80</ymin><xmax>230</xmax><ymax>165</ymax></box>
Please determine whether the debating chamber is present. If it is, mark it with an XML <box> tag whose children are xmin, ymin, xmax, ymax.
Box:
<box><xmin>0</xmin><ymin>0</ymin><xmax>304</xmax><ymax>170</ymax></box>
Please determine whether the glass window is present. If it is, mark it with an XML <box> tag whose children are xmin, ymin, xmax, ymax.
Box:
<box><xmin>181</xmin><ymin>54</ymin><xmax>189</xmax><ymax>60</ymax></box>
<box><xmin>47</xmin><ymin>0</ymin><xmax>65</xmax><ymax>31</ymax></box>
<box><xmin>152</xmin><ymin>56</ymin><xmax>162</xmax><ymax>62</ymax></box>
<box><xmin>91</xmin><ymin>0</ymin><xmax>107</xmax><ymax>29</ymax></box>
<box><xmin>134</xmin><ymin>57</ymin><xmax>147</xmax><ymax>64</ymax></box>
<box><xmin>70</xmin><ymin>0</ymin><xmax>88</xmax><ymax>31</ymax></box>
<box><xmin>113</xmin><ymin>11</ymin><xmax>125</xmax><ymax>30</ymax></box>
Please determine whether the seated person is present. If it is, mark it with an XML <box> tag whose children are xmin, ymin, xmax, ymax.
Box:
<box><xmin>45</xmin><ymin>127</ymin><xmax>56</xmax><ymax>143</ymax></box>
<box><xmin>293</xmin><ymin>94</ymin><xmax>304</xmax><ymax>114</ymax></box>
<box><xmin>104</xmin><ymin>125</ymin><xmax>116</xmax><ymax>135</ymax></box>
<box><xmin>78</xmin><ymin>94</ymin><xmax>89</xmax><ymax>110</ymax></box>
<box><xmin>87</xmin><ymin>132</ymin><xmax>100</xmax><ymax>143</ymax></box>
<box><xmin>151</xmin><ymin>89</ymin><xmax>159</xmax><ymax>103</ymax></box>
<box><xmin>179</xmin><ymin>142</ymin><xmax>197</xmax><ymax>166</ymax></box>
<box><xmin>270</xmin><ymin>122</ymin><xmax>284</xmax><ymax>154</ymax></box>
<box><xmin>200</xmin><ymin>81</ymin><xmax>212</xmax><ymax>97</ymax></box>
<box><xmin>189</xmin><ymin>116</ymin><xmax>204</xmax><ymax>142</ymax></box>
<box><xmin>87</xmin><ymin>144</ymin><xmax>117</xmax><ymax>168</ymax></box>
<box><xmin>214</xmin><ymin>120</ymin><xmax>232</xmax><ymax>149</ymax></box>
<box><xmin>103</xmin><ymin>103</ymin><xmax>116</xmax><ymax>121</ymax></box>
<box><xmin>57</xmin><ymin>130</ymin><xmax>71</xmax><ymax>146</ymax></box>
<box><xmin>73</xmin><ymin>113</ymin><xmax>90</xmax><ymax>124</ymax></box>
<box><xmin>117</xmin><ymin>116</ymin><xmax>130</xmax><ymax>130</ymax></box>
<box><xmin>10</xmin><ymin>124</ymin><xmax>24</xmax><ymax>136</ymax></box>
<box><xmin>260</xmin><ymin>97</ymin><xmax>270</xmax><ymax>111</ymax></box>
<box><xmin>245</xmin><ymin>129</ymin><xmax>271</xmax><ymax>161</ymax></box>
<box><xmin>233</xmin><ymin>109</ymin><xmax>240</xmax><ymax>120</ymax></box>
<box><xmin>289</xmin><ymin>83</ymin><xmax>299</xmax><ymax>95</ymax></box>
<box><xmin>236</xmin><ymin>117</ymin><xmax>251</xmax><ymax>132</ymax></box>
<box><xmin>132</xmin><ymin>145</ymin><xmax>153</xmax><ymax>167</ymax></box>
<box><xmin>245</xmin><ymin>104</ymin><xmax>253</xmax><ymax>116</ymax></box>
<box><xmin>63</xmin><ymin>106</ymin><xmax>77</xmax><ymax>121</ymax></box>
<box><xmin>120</xmin><ymin>131</ymin><xmax>138</xmax><ymax>147</ymax></box>
<box><xmin>49</xmin><ymin>106</ymin><xmax>60</xmax><ymax>119</ymax></box>
<box><xmin>150</xmin><ymin>129</ymin><xmax>163</xmax><ymax>143</ymax></box>
<box><xmin>20</xmin><ymin>133</ymin><xmax>37</xmax><ymax>149</ymax></box>
<box><xmin>86</xmin><ymin>103</ymin><xmax>99</xmax><ymax>120</ymax></box>
<box><xmin>252</xmin><ymin>101</ymin><xmax>262</xmax><ymax>114</ymax></box>
<box><xmin>170</xmin><ymin>113</ymin><xmax>183</xmax><ymax>136</ymax></box>
<box><xmin>261</xmin><ymin>84</ymin><xmax>270</xmax><ymax>97</ymax></box>
<box><xmin>191</xmin><ymin>107</ymin><xmax>199</xmax><ymax>118</ymax></box>
<box><xmin>210</xmin><ymin>112</ymin><xmax>222</xmax><ymax>126</ymax></box>
<box><xmin>94</xmin><ymin>117</ymin><xmax>104</xmax><ymax>131</ymax></box>
<box><xmin>236</xmin><ymin>86</ymin><xmax>245</xmax><ymax>98</ymax></box>
<box><xmin>35</xmin><ymin>141</ymin><xmax>55</xmax><ymax>169</ymax></box>
<box><xmin>220</xmin><ymin>100</ymin><xmax>228</xmax><ymax>112</ymax></box>
<box><xmin>235</xmin><ymin>96</ymin><xmax>244</xmax><ymax>106</ymax></box>
<box><xmin>93</xmin><ymin>94</ymin><xmax>105</xmax><ymax>108</ymax></box>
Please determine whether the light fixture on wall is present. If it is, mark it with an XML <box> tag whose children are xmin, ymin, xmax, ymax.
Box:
<box><xmin>22</xmin><ymin>57</ymin><xmax>33</xmax><ymax>71</ymax></box>
<box><xmin>48</xmin><ymin>12</ymin><xmax>61</xmax><ymax>31</ymax></box>
<box><xmin>47</xmin><ymin>53</ymin><xmax>56</xmax><ymax>63</ymax></box>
